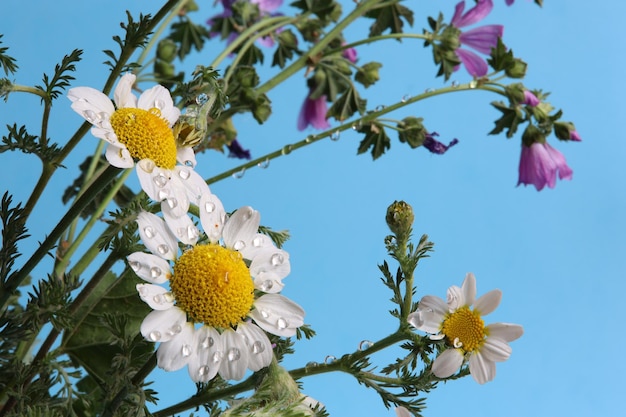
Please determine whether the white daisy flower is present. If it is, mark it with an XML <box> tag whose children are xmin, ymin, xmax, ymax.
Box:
<box><xmin>127</xmin><ymin>192</ymin><xmax>302</xmax><ymax>382</ymax></box>
<box><xmin>407</xmin><ymin>273</ymin><xmax>523</xmax><ymax>384</ymax></box>
<box><xmin>67</xmin><ymin>73</ymin><xmax>209</xmax><ymax>219</ymax></box>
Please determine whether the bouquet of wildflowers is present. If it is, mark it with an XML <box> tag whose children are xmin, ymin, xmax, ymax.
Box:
<box><xmin>0</xmin><ymin>0</ymin><xmax>578</xmax><ymax>416</ymax></box>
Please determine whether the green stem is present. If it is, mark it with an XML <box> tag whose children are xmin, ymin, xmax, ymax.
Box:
<box><xmin>8</xmin><ymin>84</ymin><xmax>47</xmax><ymax>100</ymax></box>
<box><xmin>0</xmin><ymin>165</ymin><xmax>121</xmax><ymax>311</ymax></box>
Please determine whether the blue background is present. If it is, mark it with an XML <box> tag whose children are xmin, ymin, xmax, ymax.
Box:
<box><xmin>1</xmin><ymin>1</ymin><xmax>624</xmax><ymax>416</ymax></box>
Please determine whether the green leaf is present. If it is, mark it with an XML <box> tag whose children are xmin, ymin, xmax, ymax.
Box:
<box><xmin>0</xmin><ymin>34</ymin><xmax>18</xmax><ymax>76</ymax></box>
<box><xmin>489</xmin><ymin>101</ymin><xmax>524</xmax><ymax>138</ymax></box>
<box><xmin>290</xmin><ymin>0</ymin><xmax>342</xmax><ymax>22</ymax></box>
<box><xmin>397</xmin><ymin>116</ymin><xmax>426</xmax><ymax>148</ymax></box>
<box><xmin>365</xmin><ymin>3</ymin><xmax>414</xmax><ymax>37</ymax></box>
<box><xmin>356</xmin><ymin>121</ymin><xmax>390</xmax><ymax>160</ymax></box>
<box><xmin>0</xmin><ymin>192</ymin><xmax>30</xmax><ymax>285</ymax></box>
<box><xmin>62</xmin><ymin>270</ymin><xmax>152</xmax><ymax>383</ymax></box>
<box><xmin>170</xmin><ymin>18</ymin><xmax>209</xmax><ymax>60</ymax></box>
<box><xmin>272</xmin><ymin>29</ymin><xmax>300</xmax><ymax>68</ymax></box>
<box><xmin>36</xmin><ymin>49</ymin><xmax>83</xmax><ymax>103</ymax></box>
<box><xmin>326</xmin><ymin>87</ymin><xmax>366</xmax><ymax>122</ymax></box>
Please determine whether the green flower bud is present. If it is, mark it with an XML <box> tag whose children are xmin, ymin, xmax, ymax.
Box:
<box><xmin>386</xmin><ymin>200</ymin><xmax>414</xmax><ymax>240</ymax></box>
<box><xmin>156</xmin><ymin>39</ymin><xmax>178</xmax><ymax>62</ymax></box>
<box><xmin>505</xmin><ymin>58</ymin><xmax>527</xmax><ymax>78</ymax></box>
<box><xmin>398</xmin><ymin>117</ymin><xmax>426</xmax><ymax>148</ymax></box>
<box><xmin>521</xmin><ymin>124</ymin><xmax>545</xmax><ymax>147</ymax></box>
<box><xmin>440</xmin><ymin>26</ymin><xmax>461</xmax><ymax>51</ymax></box>
<box><xmin>355</xmin><ymin>62</ymin><xmax>382</xmax><ymax>88</ymax></box>
<box><xmin>154</xmin><ymin>60</ymin><xmax>175</xmax><ymax>78</ymax></box>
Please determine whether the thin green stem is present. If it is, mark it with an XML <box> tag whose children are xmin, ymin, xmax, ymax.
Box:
<box><xmin>330</xmin><ymin>32</ymin><xmax>431</xmax><ymax>55</ymax></box>
<box><xmin>8</xmin><ymin>84</ymin><xmax>47</xmax><ymax>100</ymax></box>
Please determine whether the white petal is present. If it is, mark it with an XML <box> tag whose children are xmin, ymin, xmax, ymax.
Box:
<box><xmin>238</xmin><ymin>233</ymin><xmax>273</xmax><ymax>260</ymax></box>
<box><xmin>136</xmin><ymin>211</ymin><xmax>178</xmax><ymax>260</ymax></box>
<box><xmin>486</xmin><ymin>322</ymin><xmax>524</xmax><ymax>342</ymax></box>
<box><xmin>446</xmin><ymin>285</ymin><xmax>463</xmax><ymax>311</ymax></box>
<box><xmin>136</xmin><ymin>284</ymin><xmax>174</xmax><ymax>310</ymax></box>
<box><xmin>105</xmin><ymin>145</ymin><xmax>134</xmax><ymax>168</ymax></box>
<box><xmin>163</xmin><ymin>210</ymin><xmax>199</xmax><ymax>246</ymax></box>
<box><xmin>250</xmin><ymin>294</ymin><xmax>305</xmax><ymax>337</ymax></box>
<box><xmin>159</xmin><ymin>178</ymin><xmax>191</xmax><ymax>219</ymax></box>
<box><xmin>138</xmin><ymin>85</ymin><xmax>179</xmax><ymax>125</ymax></box>
<box><xmin>432</xmin><ymin>348</ymin><xmax>464</xmax><ymax>378</ymax></box>
<box><xmin>474</xmin><ymin>289</ymin><xmax>502</xmax><ymax>316</ymax></box>
<box><xmin>199</xmin><ymin>193</ymin><xmax>227</xmax><ymax>243</ymax></box>
<box><xmin>127</xmin><ymin>252</ymin><xmax>171</xmax><ymax>284</ymax></box>
<box><xmin>223</xmin><ymin>206</ymin><xmax>260</xmax><ymax>250</ymax></box>
<box><xmin>461</xmin><ymin>272</ymin><xmax>477</xmax><ymax>306</ymax></box>
<box><xmin>113</xmin><ymin>73</ymin><xmax>137</xmax><ymax>108</ymax></box>
<box><xmin>189</xmin><ymin>326</ymin><xmax>223</xmax><ymax>383</ymax></box>
<box><xmin>409</xmin><ymin>295</ymin><xmax>447</xmax><ymax>333</ymax></box>
<box><xmin>173</xmin><ymin>166</ymin><xmax>210</xmax><ymax>206</ymax></box>
<box><xmin>156</xmin><ymin>322</ymin><xmax>195</xmax><ymax>371</ymax></box>
<box><xmin>480</xmin><ymin>337</ymin><xmax>512</xmax><ymax>362</ymax></box>
<box><xmin>236</xmin><ymin>322</ymin><xmax>273</xmax><ymax>372</ymax></box>
<box><xmin>176</xmin><ymin>146</ymin><xmax>197</xmax><ymax>168</ymax></box>
<box><xmin>140</xmin><ymin>307</ymin><xmax>186</xmax><ymax>343</ymax></box>
<box><xmin>469</xmin><ymin>350</ymin><xmax>496</xmax><ymax>384</ymax></box>
<box><xmin>91</xmin><ymin>126</ymin><xmax>118</xmax><ymax>144</ymax></box>
<box><xmin>219</xmin><ymin>329</ymin><xmax>249</xmax><ymax>380</ymax></box>
<box><xmin>249</xmin><ymin>247</ymin><xmax>291</xmax><ymax>284</ymax></box>
<box><xmin>135</xmin><ymin>161</ymin><xmax>173</xmax><ymax>202</ymax></box>
<box><xmin>68</xmin><ymin>86</ymin><xmax>115</xmax><ymax>122</ymax></box>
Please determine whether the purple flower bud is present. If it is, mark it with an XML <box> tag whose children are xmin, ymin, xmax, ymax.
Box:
<box><xmin>342</xmin><ymin>42</ymin><xmax>358</xmax><ymax>63</ymax></box>
<box><xmin>423</xmin><ymin>132</ymin><xmax>459</xmax><ymax>154</ymax></box>
<box><xmin>522</xmin><ymin>90</ymin><xmax>540</xmax><ymax>107</ymax></box>
<box><xmin>227</xmin><ymin>139</ymin><xmax>252</xmax><ymax>160</ymax></box>
<box><xmin>570</xmin><ymin>130</ymin><xmax>582</xmax><ymax>142</ymax></box>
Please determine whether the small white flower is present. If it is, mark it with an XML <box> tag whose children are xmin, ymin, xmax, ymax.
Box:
<box><xmin>128</xmin><ymin>192</ymin><xmax>303</xmax><ymax>383</ymax></box>
<box><xmin>407</xmin><ymin>273</ymin><xmax>523</xmax><ymax>384</ymax></box>
<box><xmin>67</xmin><ymin>73</ymin><xmax>209</xmax><ymax>219</ymax></box>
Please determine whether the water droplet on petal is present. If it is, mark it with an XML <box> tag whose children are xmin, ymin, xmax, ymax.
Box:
<box><xmin>277</xmin><ymin>317</ymin><xmax>288</xmax><ymax>329</ymax></box>
<box><xmin>157</xmin><ymin>190</ymin><xmax>169</xmax><ymax>201</ymax></box>
<box><xmin>358</xmin><ymin>340</ymin><xmax>374</xmax><ymax>351</ymax></box>
<box><xmin>198</xmin><ymin>365</ymin><xmax>210</xmax><ymax>376</ymax></box>
<box><xmin>153</xmin><ymin>294</ymin><xmax>165</xmax><ymax>304</ymax></box>
<box><xmin>129</xmin><ymin>261</ymin><xmax>141</xmax><ymax>271</ymax></box>
<box><xmin>260</xmin><ymin>280</ymin><xmax>273</xmax><ymax>292</ymax></box>
<box><xmin>324</xmin><ymin>355</ymin><xmax>336</xmax><ymax>364</ymax></box>
<box><xmin>196</xmin><ymin>93</ymin><xmax>209</xmax><ymax>105</ymax></box>
<box><xmin>163</xmin><ymin>292</ymin><xmax>175</xmax><ymax>302</ymax></box>
<box><xmin>178</xmin><ymin>169</ymin><xmax>190</xmax><ymax>180</ymax></box>
<box><xmin>233</xmin><ymin>240</ymin><xmax>246</xmax><ymax>251</ymax></box>
<box><xmin>257</xmin><ymin>158</ymin><xmax>270</xmax><ymax>169</ymax></box>
<box><xmin>143</xmin><ymin>226</ymin><xmax>155</xmax><ymax>239</ymax></box>
<box><xmin>252</xmin><ymin>236</ymin><xmax>265</xmax><ymax>247</ymax></box>
<box><xmin>202</xmin><ymin>336</ymin><xmax>214</xmax><ymax>349</ymax></box>
<box><xmin>153</xmin><ymin>173</ymin><xmax>168</xmax><ymax>188</ymax></box>
<box><xmin>181</xmin><ymin>344</ymin><xmax>192</xmax><ymax>357</ymax></box>
<box><xmin>168</xmin><ymin>324</ymin><xmax>182</xmax><ymax>336</ymax></box>
<box><xmin>270</xmin><ymin>253</ymin><xmax>284</xmax><ymax>266</ymax></box>
<box><xmin>260</xmin><ymin>309</ymin><xmax>270</xmax><ymax>319</ymax></box>
<box><xmin>232</xmin><ymin>168</ymin><xmax>245</xmax><ymax>179</ymax></box>
<box><xmin>204</xmin><ymin>201</ymin><xmax>216</xmax><ymax>213</ymax></box>
<box><xmin>251</xmin><ymin>341</ymin><xmax>265</xmax><ymax>354</ymax></box>
<box><xmin>227</xmin><ymin>348</ymin><xmax>241</xmax><ymax>362</ymax></box>
<box><xmin>401</xmin><ymin>94</ymin><xmax>412</xmax><ymax>102</ymax></box>
<box><xmin>83</xmin><ymin>109</ymin><xmax>97</xmax><ymax>123</ymax></box>
<box><xmin>212</xmin><ymin>351</ymin><xmax>223</xmax><ymax>363</ymax></box>
<box><xmin>330</xmin><ymin>130</ymin><xmax>340</xmax><ymax>141</ymax></box>
<box><xmin>166</xmin><ymin>198</ymin><xmax>178</xmax><ymax>209</ymax></box>
<box><xmin>150</xmin><ymin>266</ymin><xmax>162</xmax><ymax>279</ymax></box>
<box><xmin>149</xmin><ymin>331</ymin><xmax>161</xmax><ymax>341</ymax></box>
<box><xmin>186</xmin><ymin>225</ymin><xmax>199</xmax><ymax>240</ymax></box>
<box><xmin>184</xmin><ymin>160</ymin><xmax>194</xmax><ymax>167</ymax></box>
<box><xmin>157</xmin><ymin>244</ymin><xmax>170</xmax><ymax>256</ymax></box>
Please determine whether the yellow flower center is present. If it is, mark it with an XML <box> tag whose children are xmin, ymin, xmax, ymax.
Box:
<box><xmin>171</xmin><ymin>244</ymin><xmax>254</xmax><ymax>328</ymax></box>
<box><xmin>441</xmin><ymin>306</ymin><xmax>486</xmax><ymax>352</ymax></box>
<box><xmin>109</xmin><ymin>107</ymin><xmax>177</xmax><ymax>169</ymax></box>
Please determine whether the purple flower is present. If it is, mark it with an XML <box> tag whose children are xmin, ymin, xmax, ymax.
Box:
<box><xmin>227</xmin><ymin>139</ymin><xmax>252</xmax><ymax>160</ymax></box>
<box><xmin>518</xmin><ymin>141</ymin><xmax>573</xmax><ymax>191</ymax></box>
<box><xmin>522</xmin><ymin>90</ymin><xmax>540</xmax><ymax>107</ymax></box>
<box><xmin>342</xmin><ymin>42</ymin><xmax>358</xmax><ymax>63</ymax></box>
<box><xmin>506</xmin><ymin>0</ymin><xmax>515</xmax><ymax>4</ymax></box>
<box><xmin>450</xmin><ymin>0</ymin><xmax>503</xmax><ymax>77</ymax></box>
<box><xmin>423</xmin><ymin>132</ymin><xmax>459</xmax><ymax>154</ymax></box>
<box><xmin>570</xmin><ymin>130</ymin><xmax>582</xmax><ymax>142</ymax></box>
<box><xmin>297</xmin><ymin>85</ymin><xmax>330</xmax><ymax>131</ymax></box>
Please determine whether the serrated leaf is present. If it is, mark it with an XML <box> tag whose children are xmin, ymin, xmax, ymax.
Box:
<box><xmin>356</xmin><ymin>121</ymin><xmax>390</xmax><ymax>160</ymax></box>
<box><xmin>365</xmin><ymin>3</ymin><xmax>414</xmax><ymax>37</ymax></box>
<box><xmin>326</xmin><ymin>87</ymin><xmax>366</xmax><ymax>122</ymax></box>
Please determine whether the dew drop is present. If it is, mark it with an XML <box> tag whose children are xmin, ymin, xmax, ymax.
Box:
<box><xmin>232</xmin><ymin>168</ymin><xmax>245</xmax><ymax>179</ymax></box>
<box><xmin>83</xmin><ymin>109</ymin><xmax>97</xmax><ymax>123</ymax></box>
<box><xmin>451</xmin><ymin>80</ymin><xmax>460</xmax><ymax>88</ymax></box>
<box><xmin>178</xmin><ymin>169</ymin><xmax>191</xmax><ymax>180</ymax></box>
<box><xmin>204</xmin><ymin>201</ymin><xmax>216</xmax><ymax>213</ymax></box>
<box><xmin>260</xmin><ymin>309</ymin><xmax>270</xmax><ymax>319</ymax></box>
<box><xmin>212</xmin><ymin>351</ymin><xmax>224</xmax><ymax>363</ymax></box>
<box><xmin>330</xmin><ymin>130</ymin><xmax>340</xmax><ymax>141</ymax></box>
<box><xmin>425</xmin><ymin>88</ymin><xmax>435</xmax><ymax>93</ymax></box>
<box><xmin>181</xmin><ymin>344</ymin><xmax>192</xmax><ymax>357</ymax></box>
<box><xmin>305</xmin><ymin>361</ymin><xmax>319</xmax><ymax>368</ymax></box>
<box><xmin>277</xmin><ymin>317</ymin><xmax>288</xmax><ymax>329</ymax></box>
<box><xmin>257</xmin><ymin>158</ymin><xmax>270</xmax><ymax>169</ymax></box>
<box><xmin>150</xmin><ymin>266</ymin><xmax>162</xmax><ymax>279</ymax></box>
<box><xmin>305</xmin><ymin>135</ymin><xmax>315</xmax><ymax>143</ymax></box>
<box><xmin>198</xmin><ymin>365</ymin><xmax>210</xmax><ymax>376</ymax></box>
<box><xmin>281</xmin><ymin>145</ymin><xmax>293</xmax><ymax>155</ymax></box>
<box><xmin>270</xmin><ymin>253</ymin><xmax>284</xmax><ymax>266</ymax></box>
<box><xmin>252</xmin><ymin>236</ymin><xmax>265</xmax><ymax>247</ymax></box>
<box><xmin>227</xmin><ymin>348</ymin><xmax>241</xmax><ymax>362</ymax></box>
<box><xmin>351</xmin><ymin>121</ymin><xmax>362</xmax><ymax>131</ymax></box>
<box><xmin>358</xmin><ymin>340</ymin><xmax>374</xmax><ymax>351</ymax></box>
<box><xmin>157</xmin><ymin>190</ymin><xmax>169</xmax><ymax>201</ymax></box>
<box><xmin>149</xmin><ymin>331</ymin><xmax>161</xmax><ymax>342</ymax></box>
<box><xmin>186</xmin><ymin>225</ymin><xmax>199</xmax><ymax>240</ymax></box>
<box><xmin>153</xmin><ymin>294</ymin><xmax>165</xmax><ymax>304</ymax></box>
<box><xmin>469</xmin><ymin>80</ymin><xmax>477</xmax><ymax>89</ymax></box>
<box><xmin>401</xmin><ymin>94</ymin><xmax>412</xmax><ymax>102</ymax></box>
<box><xmin>184</xmin><ymin>160</ymin><xmax>194</xmax><ymax>167</ymax></box>
<box><xmin>157</xmin><ymin>244</ymin><xmax>170</xmax><ymax>256</ymax></box>
<box><xmin>167</xmin><ymin>198</ymin><xmax>179</xmax><ymax>210</ymax></box>
<box><xmin>154</xmin><ymin>99</ymin><xmax>166</xmax><ymax>110</ymax></box>
<box><xmin>324</xmin><ymin>355</ymin><xmax>336</xmax><ymax>364</ymax></box>
<box><xmin>375</xmin><ymin>104</ymin><xmax>386</xmax><ymax>111</ymax></box>
<box><xmin>163</xmin><ymin>292</ymin><xmax>175</xmax><ymax>303</ymax></box>
<box><xmin>129</xmin><ymin>261</ymin><xmax>141</xmax><ymax>272</ymax></box>
<box><xmin>143</xmin><ymin>226</ymin><xmax>155</xmax><ymax>239</ymax></box>
<box><xmin>260</xmin><ymin>280</ymin><xmax>273</xmax><ymax>292</ymax></box>
<box><xmin>233</xmin><ymin>240</ymin><xmax>246</xmax><ymax>251</ymax></box>
<box><xmin>196</xmin><ymin>93</ymin><xmax>209</xmax><ymax>105</ymax></box>
<box><xmin>202</xmin><ymin>336</ymin><xmax>214</xmax><ymax>349</ymax></box>
<box><xmin>168</xmin><ymin>324</ymin><xmax>182</xmax><ymax>336</ymax></box>
<box><xmin>252</xmin><ymin>340</ymin><xmax>265</xmax><ymax>354</ymax></box>
<box><xmin>153</xmin><ymin>173</ymin><xmax>168</xmax><ymax>188</ymax></box>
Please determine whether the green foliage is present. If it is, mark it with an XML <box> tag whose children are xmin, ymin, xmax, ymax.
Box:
<box><xmin>356</xmin><ymin>121</ymin><xmax>391</xmax><ymax>160</ymax></box>
<box><xmin>290</xmin><ymin>0</ymin><xmax>342</xmax><ymax>22</ymax></box>
<box><xmin>103</xmin><ymin>11</ymin><xmax>154</xmax><ymax>72</ymax></box>
<box><xmin>169</xmin><ymin>16</ymin><xmax>209</xmax><ymax>60</ymax></box>
<box><xmin>0</xmin><ymin>124</ymin><xmax>63</xmax><ymax>163</ymax></box>
<box><xmin>0</xmin><ymin>193</ymin><xmax>30</xmax><ymax>285</ymax></box>
<box><xmin>487</xmin><ymin>38</ymin><xmax>527</xmax><ymax>78</ymax></box>
<box><xmin>226</xmin><ymin>66</ymin><xmax>272</xmax><ymax>123</ymax></box>
<box><xmin>355</xmin><ymin>62</ymin><xmax>382</xmax><ymax>88</ymax></box>
<box><xmin>365</xmin><ymin>2</ymin><xmax>414</xmax><ymax>37</ymax></box>
<box><xmin>272</xmin><ymin>29</ymin><xmax>301</xmax><ymax>68</ymax></box>
<box><xmin>0</xmin><ymin>34</ymin><xmax>18</xmax><ymax>76</ymax></box>
<box><xmin>36</xmin><ymin>49</ymin><xmax>82</xmax><ymax>103</ymax></box>
<box><xmin>326</xmin><ymin>86</ymin><xmax>366</xmax><ymax>122</ymax></box>
<box><xmin>257</xmin><ymin>225</ymin><xmax>291</xmax><ymax>249</ymax></box>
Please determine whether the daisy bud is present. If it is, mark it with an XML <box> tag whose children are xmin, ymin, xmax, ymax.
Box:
<box><xmin>386</xmin><ymin>200</ymin><xmax>414</xmax><ymax>241</ymax></box>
